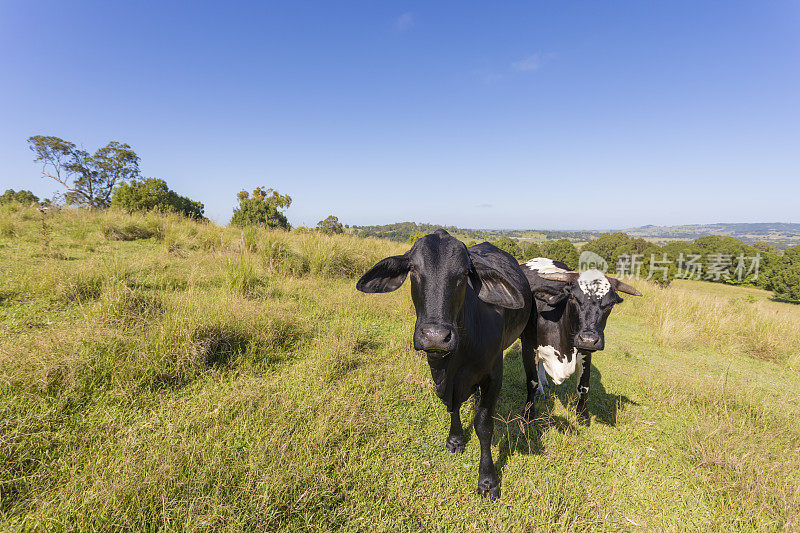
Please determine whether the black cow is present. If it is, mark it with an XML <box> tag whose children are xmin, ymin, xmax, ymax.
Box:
<box><xmin>519</xmin><ymin>258</ymin><xmax>641</xmax><ymax>425</ymax></box>
<box><xmin>357</xmin><ymin>230</ymin><xmax>532</xmax><ymax>499</ymax></box>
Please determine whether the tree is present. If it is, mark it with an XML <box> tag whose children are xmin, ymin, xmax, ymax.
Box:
<box><xmin>770</xmin><ymin>245</ymin><xmax>800</xmax><ymax>302</ymax></box>
<box><xmin>407</xmin><ymin>231</ymin><xmax>424</xmax><ymax>244</ymax></box>
<box><xmin>28</xmin><ymin>136</ymin><xmax>140</xmax><ymax>208</ymax></box>
<box><xmin>581</xmin><ymin>232</ymin><xmax>636</xmax><ymax>263</ymax></box>
<box><xmin>541</xmin><ymin>239</ymin><xmax>579</xmax><ymax>270</ymax></box>
<box><xmin>316</xmin><ymin>215</ymin><xmax>344</xmax><ymax>235</ymax></box>
<box><xmin>0</xmin><ymin>189</ymin><xmax>45</xmax><ymax>206</ymax></box>
<box><xmin>111</xmin><ymin>178</ymin><xmax>204</xmax><ymax>218</ymax></box>
<box><xmin>522</xmin><ymin>242</ymin><xmax>542</xmax><ymax>260</ymax></box>
<box><xmin>231</xmin><ymin>187</ymin><xmax>291</xmax><ymax>228</ymax></box>
<box><xmin>491</xmin><ymin>237</ymin><xmax>523</xmax><ymax>260</ymax></box>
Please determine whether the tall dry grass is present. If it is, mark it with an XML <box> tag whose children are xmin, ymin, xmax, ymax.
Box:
<box><xmin>621</xmin><ymin>279</ymin><xmax>800</xmax><ymax>366</ymax></box>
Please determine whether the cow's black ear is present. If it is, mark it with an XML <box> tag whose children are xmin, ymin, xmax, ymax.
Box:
<box><xmin>469</xmin><ymin>261</ymin><xmax>526</xmax><ymax>310</ymax></box>
<box><xmin>356</xmin><ymin>254</ymin><xmax>410</xmax><ymax>293</ymax></box>
<box><xmin>533</xmin><ymin>285</ymin><xmax>570</xmax><ymax>306</ymax></box>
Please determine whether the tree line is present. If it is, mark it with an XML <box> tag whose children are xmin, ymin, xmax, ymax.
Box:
<box><xmin>486</xmin><ymin>232</ymin><xmax>799</xmax><ymax>302</ymax></box>
<box><xmin>13</xmin><ymin>135</ymin><xmax>800</xmax><ymax>302</ymax></box>
<box><xmin>20</xmin><ymin>135</ymin><xmax>343</xmax><ymax>234</ymax></box>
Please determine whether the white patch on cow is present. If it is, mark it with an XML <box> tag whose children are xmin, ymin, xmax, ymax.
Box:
<box><xmin>577</xmin><ymin>269</ymin><xmax>611</xmax><ymax>298</ymax></box>
<box><xmin>524</xmin><ymin>257</ymin><xmax>568</xmax><ymax>274</ymax></box>
<box><xmin>535</xmin><ymin>345</ymin><xmax>579</xmax><ymax>385</ymax></box>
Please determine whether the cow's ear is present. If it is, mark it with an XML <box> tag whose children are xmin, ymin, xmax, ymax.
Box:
<box><xmin>607</xmin><ymin>277</ymin><xmax>642</xmax><ymax>296</ymax></box>
<box><xmin>469</xmin><ymin>260</ymin><xmax>526</xmax><ymax>310</ymax></box>
<box><xmin>533</xmin><ymin>284</ymin><xmax>570</xmax><ymax>306</ymax></box>
<box><xmin>356</xmin><ymin>254</ymin><xmax>410</xmax><ymax>293</ymax></box>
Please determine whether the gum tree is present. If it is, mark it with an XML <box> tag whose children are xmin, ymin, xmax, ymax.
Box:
<box><xmin>28</xmin><ymin>135</ymin><xmax>140</xmax><ymax>208</ymax></box>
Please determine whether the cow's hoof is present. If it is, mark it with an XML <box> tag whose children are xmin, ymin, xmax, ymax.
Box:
<box><xmin>446</xmin><ymin>435</ymin><xmax>465</xmax><ymax>454</ymax></box>
<box><xmin>477</xmin><ymin>479</ymin><xmax>500</xmax><ymax>500</ymax></box>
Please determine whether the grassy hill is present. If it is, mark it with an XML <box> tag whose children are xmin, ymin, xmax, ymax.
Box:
<box><xmin>1</xmin><ymin>205</ymin><xmax>799</xmax><ymax>530</ymax></box>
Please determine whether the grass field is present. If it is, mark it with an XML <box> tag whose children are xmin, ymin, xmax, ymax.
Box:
<box><xmin>1</xmin><ymin>205</ymin><xmax>799</xmax><ymax>531</ymax></box>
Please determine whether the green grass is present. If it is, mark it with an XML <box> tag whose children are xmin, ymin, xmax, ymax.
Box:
<box><xmin>1</xmin><ymin>204</ymin><xmax>799</xmax><ymax>531</ymax></box>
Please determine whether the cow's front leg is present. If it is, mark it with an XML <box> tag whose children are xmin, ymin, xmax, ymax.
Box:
<box><xmin>446</xmin><ymin>409</ymin><xmax>465</xmax><ymax>453</ymax></box>
<box><xmin>475</xmin><ymin>362</ymin><xmax>501</xmax><ymax>499</ymax></box>
<box><xmin>575</xmin><ymin>352</ymin><xmax>591</xmax><ymax>425</ymax></box>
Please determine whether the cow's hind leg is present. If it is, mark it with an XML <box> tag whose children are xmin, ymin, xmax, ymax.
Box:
<box><xmin>446</xmin><ymin>410</ymin><xmax>465</xmax><ymax>454</ymax></box>
<box><xmin>475</xmin><ymin>360</ymin><xmax>502</xmax><ymax>500</ymax></box>
<box><xmin>575</xmin><ymin>352</ymin><xmax>592</xmax><ymax>425</ymax></box>
<box><xmin>520</xmin><ymin>323</ymin><xmax>538</xmax><ymax>423</ymax></box>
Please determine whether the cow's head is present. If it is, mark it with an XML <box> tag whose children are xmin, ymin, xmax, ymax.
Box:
<box><xmin>357</xmin><ymin>230</ymin><xmax>525</xmax><ymax>356</ymax></box>
<box><xmin>535</xmin><ymin>269</ymin><xmax>641</xmax><ymax>352</ymax></box>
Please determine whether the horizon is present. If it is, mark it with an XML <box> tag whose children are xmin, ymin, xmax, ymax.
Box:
<box><xmin>348</xmin><ymin>220</ymin><xmax>799</xmax><ymax>232</ymax></box>
<box><xmin>2</xmin><ymin>2</ymin><xmax>799</xmax><ymax>228</ymax></box>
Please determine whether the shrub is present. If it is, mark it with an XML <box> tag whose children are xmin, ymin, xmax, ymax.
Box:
<box><xmin>770</xmin><ymin>245</ymin><xmax>800</xmax><ymax>302</ymax></box>
<box><xmin>316</xmin><ymin>215</ymin><xmax>345</xmax><ymax>235</ymax></box>
<box><xmin>231</xmin><ymin>187</ymin><xmax>291</xmax><ymax>229</ymax></box>
<box><xmin>0</xmin><ymin>189</ymin><xmax>45</xmax><ymax>206</ymax></box>
<box><xmin>111</xmin><ymin>178</ymin><xmax>204</xmax><ymax>219</ymax></box>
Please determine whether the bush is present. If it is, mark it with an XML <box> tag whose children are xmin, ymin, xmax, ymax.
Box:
<box><xmin>111</xmin><ymin>178</ymin><xmax>204</xmax><ymax>219</ymax></box>
<box><xmin>770</xmin><ymin>245</ymin><xmax>800</xmax><ymax>302</ymax></box>
<box><xmin>407</xmin><ymin>231</ymin><xmax>425</xmax><ymax>244</ymax></box>
<box><xmin>0</xmin><ymin>189</ymin><xmax>45</xmax><ymax>206</ymax></box>
<box><xmin>316</xmin><ymin>215</ymin><xmax>344</xmax><ymax>235</ymax></box>
<box><xmin>231</xmin><ymin>187</ymin><xmax>291</xmax><ymax>229</ymax></box>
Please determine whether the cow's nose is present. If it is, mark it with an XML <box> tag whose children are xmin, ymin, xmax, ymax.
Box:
<box><xmin>576</xmin><ymin>332</ymin><xmax>603</xmax><ymax>351</ymax></box>
<box><xmin>415</xmin><ymin>325</ymin><xmax>456</xmax><ymax>353</ymax></box>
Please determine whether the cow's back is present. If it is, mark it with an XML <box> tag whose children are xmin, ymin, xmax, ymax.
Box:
<box><xmin>468</xmin><ymin>242</ymin><xmax>532</xmax><ymax>349</ymax></box>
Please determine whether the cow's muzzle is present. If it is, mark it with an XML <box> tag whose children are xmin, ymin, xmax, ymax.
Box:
<box><xmin>574</xmin><ymin>331</ymin><xmax>604</xmax><ymax>351</ymax></box>
<box><xmin>414</xmin><ymin>323</ymin><xmax>458</xmax><ymax>355</ymax></box>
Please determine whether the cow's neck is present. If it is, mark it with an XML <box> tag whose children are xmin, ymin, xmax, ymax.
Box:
<box><xmin>426</xmin><ymin>290</ymin><xmax>480</xmax><ymax>413</ymax></box>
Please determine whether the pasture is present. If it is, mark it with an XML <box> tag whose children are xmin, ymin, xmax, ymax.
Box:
<box><xmin>1</xmin><ymin>205</ymin><xmax>799</xmax><ymax>531</ymax></box>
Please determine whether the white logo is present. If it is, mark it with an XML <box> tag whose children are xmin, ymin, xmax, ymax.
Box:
<box><xmin>579</xmin><ymin>251</ymin><xmax>608</xmax><ymax>273</ymax></box>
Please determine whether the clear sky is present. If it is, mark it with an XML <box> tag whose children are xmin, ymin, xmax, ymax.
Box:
<box><xmin>1</xmin><ymin>1</ymin><xmax>798</xmax><ymax>229</ymax></box>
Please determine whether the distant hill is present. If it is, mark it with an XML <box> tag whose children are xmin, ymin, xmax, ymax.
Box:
<box><xmin>622</xmin><ymin>223</ymin><xmax>800</xmax><ymax>249</ymax></box>
<box><xmin>350</xmin><ymin>222</ymin><xmax>800</xmax><ymax>249</ymax></box>
<box><xmin>349</xmin><ymin>222</ymin><xmax>600</xmax><ymax>244</ymax></box>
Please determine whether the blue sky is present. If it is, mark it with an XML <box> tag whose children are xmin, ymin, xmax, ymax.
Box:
<box><xmin>1</xmin><ymin>1</ymin><xmax>798</xmax><ymax>229</ymax></box>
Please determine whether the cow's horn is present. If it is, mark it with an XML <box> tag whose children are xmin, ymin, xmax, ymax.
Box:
<box><xmin>536</xmin><ymin>271</ymin><xmax>580</xmax><ymax>283</ymax></box>
<box><xmin>607</xmin><ymin>276</ymin><xmax>642</xmax><ymax>296</ymax></box>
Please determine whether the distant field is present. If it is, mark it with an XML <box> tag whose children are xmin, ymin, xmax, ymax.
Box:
<box><xmin>1</xmin><ymin>206</ymin><xmax>798</xmax><ymax>531</ymax></box>
<box><xmin>623</xmin><ymin>223</ymin><xmax>800</xmax><ymax>249</ymax></box>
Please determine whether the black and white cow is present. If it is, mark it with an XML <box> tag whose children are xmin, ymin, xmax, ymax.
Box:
<box><xmin>357</xmin><ymin>230</ymin><xmax>532</xmax><ymax>499</ymax></box>
<box><xmin>519</xmin><ymin>258</ymin><xmax>641</xmax><ymax>425</ymax></box>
